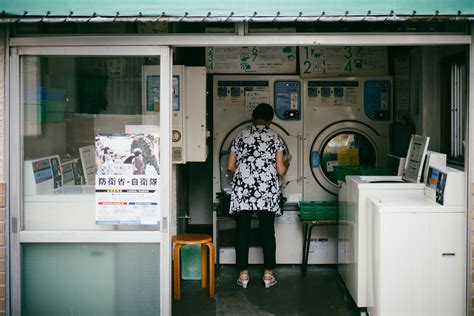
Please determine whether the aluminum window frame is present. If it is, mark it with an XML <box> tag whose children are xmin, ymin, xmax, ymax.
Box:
<box><xmin>9</xmin><ymin>44</ymin><xmax>173</xmax><ymax>315</ymax></box>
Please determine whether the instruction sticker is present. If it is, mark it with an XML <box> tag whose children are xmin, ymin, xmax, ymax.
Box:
<box><xmin>337</xmin><ymin>148</ymin><xmax>360</xmax><ymax>166</ymax></box>
<box><xmin>216</xmin><ymin>80</ymin><xmax>270</xmax><ymax>108</ymax></box>
<box><xmin>300</xmin><ymin>46</ymin><xmax>388</xmax><ymax>78</ymax></box>
<box><xmin>245</xmin><ymin>91</ymin><xmax>270</xmax><ymax>113</ymax></box>
<box><xmin>206</xmin><ymin>46</ymin><xmax>296</xmax><ymax>74</ymax></box>
<box><xmin>309</xmin><ymin>238</ymin><xmax>329</xmax><ymax>258</ymax></box>
<box><xmin>327</xmin><ymin>160</ymin><xmax>338</xmax><ymax>172</ymax></box>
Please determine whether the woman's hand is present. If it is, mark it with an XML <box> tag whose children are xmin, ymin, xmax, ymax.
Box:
<box><xmin>227</xmin><ymin>151</ymin><xmax>237</xmax><ymax>172</ymax></box>
<box><xmin>276</xmin><ymin>150</ymin><xmax>289</xmax><ymax>176</ymax></box>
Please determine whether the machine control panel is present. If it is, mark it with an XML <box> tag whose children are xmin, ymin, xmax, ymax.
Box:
<box><xmin>425</xmin><ymin>166</ymin><xmax>465</xmax><ymax>206</ymax></box>
<box><xmin>364</xmin><ymin>80</ymin><xmax>392</xmax><ymax>121</ymax></box>
<box><xmin>274</xmin><ymin>80</ymin><xmax>301</xmax><ymax>121</ymax></box>
<box><xmin>284</xmin><ymin>110</ymin><xmax>300</xmax><ymax>120</ymax></box>
<box><xmin>215</xmin><ymin>80</ymin><xmax>270</xmax><ymax>112</ymax></box>
<box><xmin>32</xmin><ymin>158</ymin><xmax>53</xmax><ymax>184</ymax></box>
<box><xmin>305</xmin><ymin>79</ymin><xmax>359</xmax><ymax>108</ymax></box>
<box><xmin>61</xmin><ymin>158</ymin><xmax>85</xmax><ymax>186</ymax></box>
<box><xmin>25</xmin><ymin>155</ymin><xmax>64</xmax><ymax>195</ymax></box>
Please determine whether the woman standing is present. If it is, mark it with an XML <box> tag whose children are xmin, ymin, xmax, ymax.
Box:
<box><xmin>227</xmin><ymin>103</ymin><xmax>289</xmax><ymax>289</ymax></box>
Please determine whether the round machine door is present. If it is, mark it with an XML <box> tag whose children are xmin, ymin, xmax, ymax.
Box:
<box><xmin>309</xmin><ymin>121</ymin><xmax>382</xmax><ymax>195</ymax></box>
<box><xmin>218</xmin><ymin>121</ymin><xmax>291</xmax><ymax>193</ymax></box>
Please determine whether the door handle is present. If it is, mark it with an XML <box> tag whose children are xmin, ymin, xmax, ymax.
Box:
<box><xmin>297</xmin><ymin>133</ymin><xmax>304</xmax><ymax>183</ymax></box>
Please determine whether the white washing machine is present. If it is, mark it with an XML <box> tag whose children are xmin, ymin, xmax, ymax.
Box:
<box><xmin>303</xmin><ymin>76</ymin><xmax>393</xmax><ymax>199</ymax></box>
<box><xmin>338</xmin><ymin>135</ymin><xmax>432</xmax><ymax>309</ymax></box>
<box><xmin>303</xmin><ymin>77</ymin><xmax>392</xmax><ymax>264</ymax></box>
<box><xmin>367</xmin><ymin>165</ymin><xmax>466</xmax><ymax>316</ymax></box>
<box><xmin>212</xmin><ymin>75</ymin><xmax>305</xmax><ymax>264</ymax></box>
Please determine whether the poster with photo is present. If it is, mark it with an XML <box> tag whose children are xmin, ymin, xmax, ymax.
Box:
<box><xmin>95</xmin><ymin>128</ymin><xmax>160</xmax><ymax>225</ymax></box>
<box><xmin>95</xmin><ymin>131</ymin><xmax>159</xmax><ymax>176</ymax></box>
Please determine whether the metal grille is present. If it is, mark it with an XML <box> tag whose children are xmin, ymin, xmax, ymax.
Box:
<box><xmin>450</xmin><ymin>63</ymin><xmax>467</xmax><ymax>159</ymax></box>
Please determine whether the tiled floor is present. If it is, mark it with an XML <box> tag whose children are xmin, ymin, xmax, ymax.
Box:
<box><xmin>173</xmin><ymin>265</ymin><xmax>360</xmax><ymax>316</ymax></box>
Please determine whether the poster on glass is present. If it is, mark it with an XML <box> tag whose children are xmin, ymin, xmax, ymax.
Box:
<box><xmin>95</xmin><ymin>127</ymin><xmax>160</xmax><ymax>225</ymax></box>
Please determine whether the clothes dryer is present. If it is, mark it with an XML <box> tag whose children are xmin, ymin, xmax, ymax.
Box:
<box><xmin>303</xmin><ymin>77</ymin><xmax>392</xmax><ymax>264</ymax></box>
<box><xmin>212</xmin><ymin>75</ymin><xmax>304</xmax><ymax>264</ymax></box>
<box><xmin>303</xmin><ymin>77</ymin><xmax>393</xmax><ymax>199</ymax></box>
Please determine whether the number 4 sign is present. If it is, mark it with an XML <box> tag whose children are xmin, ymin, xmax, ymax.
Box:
<box><xmin>299</xmin><ymin>46</ymin><xmax>388</xmax><ymax>78</ymax></box>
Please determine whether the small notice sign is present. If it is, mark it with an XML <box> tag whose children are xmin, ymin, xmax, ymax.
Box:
<box><xmin>300</xmin><ymin>46</ymin><xmax>388</xmax><ymax>78</ymax></box>
<box><xmin>309</xmin><ymin>238</ymin><xmax>329</xmax><ymax>258</ymax></box>
<box><xmin>206</xmin><ymin>46</ymin><xmax>297</xmax><ymax>74</ymax></box>
<box><xmin>337</xmin><ymin>148</ymin><xmax>360</xmax><ymax>166</ymax></box>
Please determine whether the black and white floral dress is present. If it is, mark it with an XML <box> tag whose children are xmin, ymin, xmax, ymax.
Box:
<box><xmin>229</xmin><ymin>124</ymin><xmax>285</xmax><ymax>216</ymax></box>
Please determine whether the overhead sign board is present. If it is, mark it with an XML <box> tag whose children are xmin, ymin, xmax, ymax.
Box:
<box><xmin>299</xmin><ymin>46</ymin><xmax>388</xmax><ymax>78</ymax></box>
<box><xmin>206</xmin><ymin>46</ymin><xmax>297</xmax><ymax>74</ymax></box>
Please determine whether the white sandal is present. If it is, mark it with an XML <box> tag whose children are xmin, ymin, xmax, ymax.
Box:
<box><xmin>263</xmin><ymin>274</ymin><xmax>277</xmax><ymax>288</ymax></box>
<box><xmin>237</xmin><ymin>274</ymin><xmax>249</xmax><ymax>289</ymax></box>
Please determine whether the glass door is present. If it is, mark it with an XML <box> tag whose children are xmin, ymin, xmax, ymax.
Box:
<box><xmin>9</xmin><ymin>45</ymin><xmax>173</xmax><ymax>315</ymax></box>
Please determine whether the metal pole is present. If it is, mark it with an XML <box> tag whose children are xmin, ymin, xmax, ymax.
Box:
<box><xmin>466</xmin><ymin>22</ymin><xmax>474</xmax><ymax>316</ymax></box>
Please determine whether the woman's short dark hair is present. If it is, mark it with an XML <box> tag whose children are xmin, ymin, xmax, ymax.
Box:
<box><xmin>252</xmin><ymin>103</ymin><xmax>274</xmax><ymax>122</ymax></box>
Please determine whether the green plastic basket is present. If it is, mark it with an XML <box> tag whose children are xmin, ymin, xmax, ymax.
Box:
<box><xmin>298</xmin><ymin>201</ymin><xmax>338</xmax><ymax>221</ymax></box>
<box><xmin>333</xmin><ymin>165</ymin><xmax>393</xmax><ymax>182</ymax></box>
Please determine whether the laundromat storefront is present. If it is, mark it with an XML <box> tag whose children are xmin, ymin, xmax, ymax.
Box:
<box><xmin>1</xmin><ymin>1</ymin><xmax>474</xmax><ymax>315</ymax></box>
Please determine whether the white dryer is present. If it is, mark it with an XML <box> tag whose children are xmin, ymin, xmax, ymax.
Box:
<box><xmin>303</xmin><ymin>77</ymin><xmax>392</xmax><ymax>265</ymax></box>
<box><xmin>212</xmin><ymin>75</ymin><xmax>304</xmax><ymax>264</ymax></box>
<box><xmin>303</xmin><ymin>77</ymin><xmax>393</xmax><ymax>199</ymax></box>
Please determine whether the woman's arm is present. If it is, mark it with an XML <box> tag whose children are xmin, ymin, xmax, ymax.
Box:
<box><xmin>227</xmin><ymin>151</ymin><xmax>237</xmax><ymax>172</ymax></box>
<box><xmin>276</xmin><ymin>150</ymin><xmax>289</xmax><ymax>176</ymax></box>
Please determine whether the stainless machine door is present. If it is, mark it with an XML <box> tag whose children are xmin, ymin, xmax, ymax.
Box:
<box><xmin>305</xmin><ymin>121</ymin><xmax>385</xmax><ymax>197</ymax></box>
<box><xmin>217</xmin><ymin>121</ymin><xmax>293</xmax><ymax>194</ymax></box>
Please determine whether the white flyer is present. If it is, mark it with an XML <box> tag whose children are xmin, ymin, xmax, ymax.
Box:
<box><xmin>245</xmin><ymin>91</ymin><xmax>269</xmax><ymax>113</ymax></box>
<box><xmin>95</xmin><ymin>174</ymin><xmax>160</xmax><ymax>225</ymax></box>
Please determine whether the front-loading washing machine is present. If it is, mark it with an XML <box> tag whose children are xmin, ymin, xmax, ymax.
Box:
<box><xmin>212</xmin><ymin>75</ymin><xmax>304</xmax><ymax>264</ymax></box>
<box><xmin>303</xmin><ymin>76</ymin><xmax>393</xmax><ymax>264</ymax></box>
<box><xmin>303</xmin><ymin>76</ymin><xmax>393</xmax><ymax>199</ymax></box>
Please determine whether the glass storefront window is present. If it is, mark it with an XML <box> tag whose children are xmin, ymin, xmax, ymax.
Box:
<box><xmin>22</xmin><ymin>56</ymin><xmax>162</xmax><ymax>231</ymax></box>
<box><xmin>21</xmin><ymin>243</ymin><xmax>160</xmax><ymax>315</ymax></box>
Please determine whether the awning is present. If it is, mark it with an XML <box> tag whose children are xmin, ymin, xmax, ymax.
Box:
<box><xmin>0</xmin><ymin>0</ymin><xmax>473</xmax><ymax>23</ymax></box>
